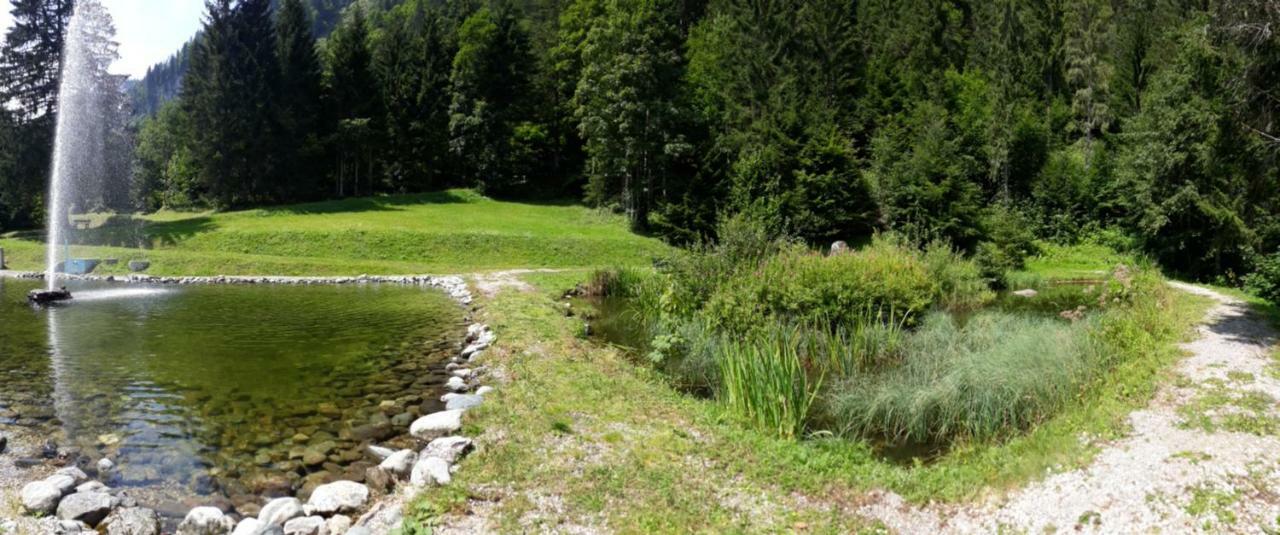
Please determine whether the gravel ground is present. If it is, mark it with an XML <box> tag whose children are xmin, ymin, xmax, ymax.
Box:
<box><xmin>860</xmin><ymin>283</ymin><xmax>1280</xmax><ymax>534</ymax></box>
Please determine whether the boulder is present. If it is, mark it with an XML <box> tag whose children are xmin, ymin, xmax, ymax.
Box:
<box><xmin>127</xmin><ymin>261</ymin><xmax>150</xmax><ymax>273</ymax></box>
<box><xmin>75</xmin><ymin>481</ymin><xmax>108</xmax><ymax>494</ymax></box>
<box><xmin>377</xmin><ymin>450</ymin><xmax>416</xmax><ymax>478</ymax></box>
<box><xmin>56</xmin><ymin>491</ymin><xmax>116</xmax><ymax>527</ymax></box>
<box><xmin>409</xmin><ymin>410</ymin><xmax>463</xmax><ymax>440</ymax></box>
<box><xmin>304</xmin><ymin>481</ymin><xmax>368</xmax><ymax>516</ymax></box>
<box><xmin>345</xmin><ymin>528</ymin><xmax>372</xmax><ymax>535</ymax></box>
<box><xmin>409</xmin><ymin>457</ymin><xmax>451</xmax><ymax>487</ymax></box>
<box><xmin>231</xmin><ymin>518</ymin><xmax>268</xmax><ymax>535</ymax></box>
<box><xmin>102</xmin><ymin>507</ymin><xmax>162</xmax><ymax>535</ymax></box>
<box><xmin>258</xmin><ymin>497</ymin><xmax>304</xmax><ymax>527</ymax></box>
<box><xmin>282</xmin><ymin>516</ymin><xmax>324</xmax><ymax>535</ymax></box>
<box><xmin>444</xmin><ymin>376</ymin><xmax>468</xmax><ymax>393</ymax></box>
<box><xmin>445</xmin><ymin>395</ymin><xmax>484</xmax><ymax>411</ymax></box>
<box><xmin>45</xmin><ymin>474</ymin><xmax>77</xmax><ymax>495</ymax></box>
<box><xmin>421</xmin><ymin>436</ymin><xmax>474</xmax><ymax>464</ymax></box>
<box><xmin>176</xmin><ymin>507</ymin><xmax>235</xmax><ymax>535</ymax></box>
<box><xmin>21</xmin><ymin>479</ymin><xmax>63</xmax><ymax>515</ymax></box>
<box><xmin>324</xmin><ymin>515</ymin><xmax>352</xmax><ymax>534</ymax></box>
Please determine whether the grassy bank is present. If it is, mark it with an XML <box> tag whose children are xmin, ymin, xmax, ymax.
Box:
<box><xmin>0</xmin><ymin>190</ymin><xmax>669</xmax><ymax>276</ymax></box>
<box><xmin>400</xmin><ymin>255</ymin><xmax>1210</xmax><ymax>532</ymax></box>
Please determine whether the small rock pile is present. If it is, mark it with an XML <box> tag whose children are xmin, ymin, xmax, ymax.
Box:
<box><xmin>18</xmin><ymin>466</ymin><xmax>163</xmax><ymax>534</ymax></box>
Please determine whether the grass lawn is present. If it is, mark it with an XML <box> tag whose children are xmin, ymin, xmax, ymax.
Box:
<box><xmin>0</xmin><ymin>190</ymin><xmax>670</xmax><ymax>276</ymax></box>
<box><xmin>402</xmin><ymin>255</ymin><xmax>1213</xmax><ymax>533</ymax></box>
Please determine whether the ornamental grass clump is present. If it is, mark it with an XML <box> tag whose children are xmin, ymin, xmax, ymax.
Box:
<box><xmin>828</xmin><ymin>311</ymin><xmax>1102</xmax><ymax>443</ymax></box>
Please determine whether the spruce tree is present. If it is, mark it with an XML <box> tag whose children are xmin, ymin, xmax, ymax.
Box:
<box><xmin>0</xmin><ymin>0</ymin><xmax>73</xmax><ymax>119</ymax></box>
<box><xmin>276</xmin><ymin>0</ymin><xmax>325</xmax><ymax>200</ymax></box>
<box><xmin>326</xmin><ymin>5</ymin><xmax>380</xmax><ymax>197</ymax></box>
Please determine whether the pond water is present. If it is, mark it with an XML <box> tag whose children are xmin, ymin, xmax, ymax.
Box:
<box><xmin>0</xmin><ymin>278</ymin><xmax>464</xmax><ymax>518</ymax></box>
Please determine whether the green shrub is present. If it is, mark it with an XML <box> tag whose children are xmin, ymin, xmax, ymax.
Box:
<box><xmin>704</xmin><ymin>237</ymin><xmax>936</xmax><ymax>332</ymax></box>
<box><xmin>1244</xmin><ymin>250</ymin><xmax>1280</xmax><ymax>304</ymax></box>
<box><xmin>975</xmin><ymin>205</ymin><xmax>1040</xmax><ymax>286</ymax></box>
<box><xmin>828</xmin><ymin>311</ymin><xmax>1101</xmax><ymax>443</ymax></box>
<box><xmin>656</xmin><ymin>213</ymin><xmax>796</xmax><ymax>317</ymax></box>
<box><xmin>922</xmin><ymin>240</ymin><xmax>993</xmax><ymax>311</ymax></box>
<box><xmin>716</xmin><ymin>325</ymin><xmax>823</xmax><ymax>439</ymax></box>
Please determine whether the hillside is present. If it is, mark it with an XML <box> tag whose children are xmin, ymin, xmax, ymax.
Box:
<box><xmin>0</xmin><ymin>190</ymin><xmax>670</xmax><ymax>276</ymax></box>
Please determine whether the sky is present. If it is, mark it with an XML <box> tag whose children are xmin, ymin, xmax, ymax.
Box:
<box><xmin>0</xmin><ymin>0</ymin><xmax>206</xmax><ymax>79</ymax></box>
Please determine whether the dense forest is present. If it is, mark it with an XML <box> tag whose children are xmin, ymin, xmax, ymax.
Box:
<box><xmin>1</xmin><ymin>0</ymin><xmax>1279</xmax><ymax>285</ymax></box>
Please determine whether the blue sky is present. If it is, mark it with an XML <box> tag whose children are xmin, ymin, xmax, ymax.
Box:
<box><xmin>1</xmin><ymin>1</ymin><xmax>206</xmax><ymax>79</ymax></box>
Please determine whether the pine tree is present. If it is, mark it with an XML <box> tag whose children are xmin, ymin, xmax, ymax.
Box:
<box><xmin>185</xmin><ymin>0</ymin><xmax>280</xmax><ymax>207</ymax></box>
<box><xmin>0</xmin><ymin>0</ymin><xmax>73</xmax><ymax>119</ymax></box>
<box><xmin>326</xmin><ymin>4</ymin><xmax>380</xmax><ymax>197</ymax></box>
<box><xmin>276</xmin><ymin>0</ymin><xmax>325</xmax><ymax>199</ymax></box>
<box><xmin>1064</xmin><ymin>0</ymin><xmax>1113</xmax><ymax>169</ymax></box>
<box><xmin>375</xmin><ymin>0</ymin><xmax>454</xmax><ymax>192</ymax></box>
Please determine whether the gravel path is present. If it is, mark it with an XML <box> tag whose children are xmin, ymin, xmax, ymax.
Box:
<box><xmin>860</xmin><ymin>283</ymin><xmax>1280</xmax><ymax>534</ymax></box>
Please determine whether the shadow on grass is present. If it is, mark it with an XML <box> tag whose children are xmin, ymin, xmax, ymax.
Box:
<box><xmin>261</xmin><ymin>190</ymin><xmax>477</xmax><ymax>216</ymax></box>
<box><xmin>10</xmin><ymin>214</ymin><xmax>218</xmax><ymax>250</ymax></box>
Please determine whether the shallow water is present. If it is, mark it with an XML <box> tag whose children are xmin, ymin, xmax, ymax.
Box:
<box><xmin>0</xmin><ymin>278</ymin><xmax>464</xmax><ymax>516</ymax></box>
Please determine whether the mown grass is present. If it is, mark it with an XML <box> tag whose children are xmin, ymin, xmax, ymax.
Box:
<box><xmin>0</xmin><ymin>190</ymin><xmax>669</xmax><ymax>276</ymax></box>
<box><xmin>402</xmin><ymin>258</ymin><xmax>1210</xmax><ymax>532</ymax></box>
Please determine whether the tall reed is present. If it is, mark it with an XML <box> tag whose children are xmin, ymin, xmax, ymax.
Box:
<box><xmin>717</xmin><ymin>326</ymin><xmax>823</xmax><ymax>439</ymax></box>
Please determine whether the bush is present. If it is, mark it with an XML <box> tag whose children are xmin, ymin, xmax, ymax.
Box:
<box><xmin>1245</xmin><ymin>250</ymin><xmax>1280</xmax><ymax>304</ymax></box>
<box><xmin>922</xmin><ymin>240</ymin><xmax>993</xmax><ymax>311</ymax></box>
<box><xmin>704</xmin><ymin>236</ymin><xmax>936</xmax><ymax>332</ymax></box>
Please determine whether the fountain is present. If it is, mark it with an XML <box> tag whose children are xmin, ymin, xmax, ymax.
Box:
<box><xmin>30</xmin><ymin>1</ymin><xmax>111</xmax><ymax>305</ymax></box>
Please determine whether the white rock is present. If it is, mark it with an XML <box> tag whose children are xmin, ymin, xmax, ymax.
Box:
<box><xmin>409</xmin><ymin>410</ymin><xmax>463</xmax><ymax>440</ymax></box>
<box><xmin>445</xmin><ymin>395</ymin><xmax>483</xmax><ymax>411</ymax></box>
<box><xmin>409</xmin><ymin>457</ymin><xmax>451</xmax><ymax>487</ymax></box>
<box><xmin>1012</xmin><ymin>289</ymin><xmax>1039</xmax><ymax>298</ymax></box>
<box><xmin>56</xmin><ymin>491</ymin><xmax>116</xmax><ymax>527</ymax></box>
<box><xmin>476</xmin><ymin>386</ymin><xmax>495</xmax><ymax>396</ymax></box>
<box><xmin>421</xmin><ymin>436</ymin><xmax>474</xmax><ymax>464</ymax></box>
<box><xmin>231</xmin><ymin>518</ymin><xmax>265</xmax><ymax>535</ymax></box>
<box><xmin>177</xmin><ymin>507</ymin><xmax>235</xmax><ymax>535</ymax></box>
<box><xmin>101</xmin><ymin>507</ymin><xmax>162</xmax><ymax>535</ymax></box>
<box><xmin>324</xmin><ymin>515</ymin><xmax>352</xmax><ymax>535</ymax></box>
<box><xmin>55</xmin><ymin>467</ymin><xmax>89</xmax><ymax>485</ymax></box>
<box><xmin>451</xmin><ymin>368</ymin><xmax>472</xmax><ymax>379</ymax></box>
<box><xmin>97</xmin><ymin>458</ymin><xmax>115</xmax><ymax>473</ymax></box>
<box><xmin>445</xmin><ymin>376</ymin><xmax>468</xmax><ymax>392</ymax></box>
<box><xmin>258</xmin><ymin>497</ymin><xmax>304</xmax><ymax>526</ymax></box>
<box><xmin>440</xmin><ymin>393</ymin><xmax>463</xmax><ymax>403</ymax></box>
<box><xmin>304</xmin><ymin>481</ymin><xmax>368</xmax><ymax>516</ymax></box>
<box><xmin>282</xmin><ymin>516</ymin><xmax>324</xmax><ymax>535</ymax></box>
<box><xmin>20</xmin><ymin>480</ymin><xmax>62</xmax><ymax>515</ymax></box>
<box><xmin>365</xmin><ymin>445</ymin><xmax>394</xmax><ymax>461</ymax></box>
<box><xmin>377</xmin><ymin>450</ymin><xmax>417</xmax><ymax>478</ymax></box>
<box><xmin>75</xmin><ymin>481</ymin><xmax>107</xmax><ymax>494</ymax></box>
<box><xmin>45</xmin><ymin>474</ymin><xmax>78</xmax><ymax>494</ymax></box>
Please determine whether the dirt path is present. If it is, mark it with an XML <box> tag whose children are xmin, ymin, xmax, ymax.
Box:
<box><xmin>860</xmin><ymin>283</ymin><xmax>1280</xmax><ymax>534</ymax></box>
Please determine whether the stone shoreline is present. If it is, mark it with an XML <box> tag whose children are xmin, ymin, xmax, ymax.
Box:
<box><xmin>0</xmin><ymin>271</ymin><xmax>496</xmax><ymax>535</ymax></box>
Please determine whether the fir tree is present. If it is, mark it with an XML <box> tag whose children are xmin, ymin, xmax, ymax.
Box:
<box><xmin>276</xmin><ymin>0</ymin><xmax>325</xmax><ymax>199</ymax></box>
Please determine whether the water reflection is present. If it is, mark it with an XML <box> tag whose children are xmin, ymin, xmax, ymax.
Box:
<box><xmin>3</xmin><ymin>279</ymin><xmax>463</xmax><ymax>510</ymax></box>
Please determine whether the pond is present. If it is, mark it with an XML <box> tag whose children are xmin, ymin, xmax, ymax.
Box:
<box><xmin>0</xmin><ymin>278</ymin><xmax>464</xmax><ymax>520</ymax></box>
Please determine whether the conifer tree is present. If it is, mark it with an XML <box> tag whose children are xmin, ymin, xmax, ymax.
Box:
<box><xmin>326</xmin><ymin>4</ymin><xmax>380</xmax><ymax>197</ymax></box>
<box><xmin>276</xmin><ymin>0</ymin><xmax>325</xmax><ymax>199</ymax></box>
